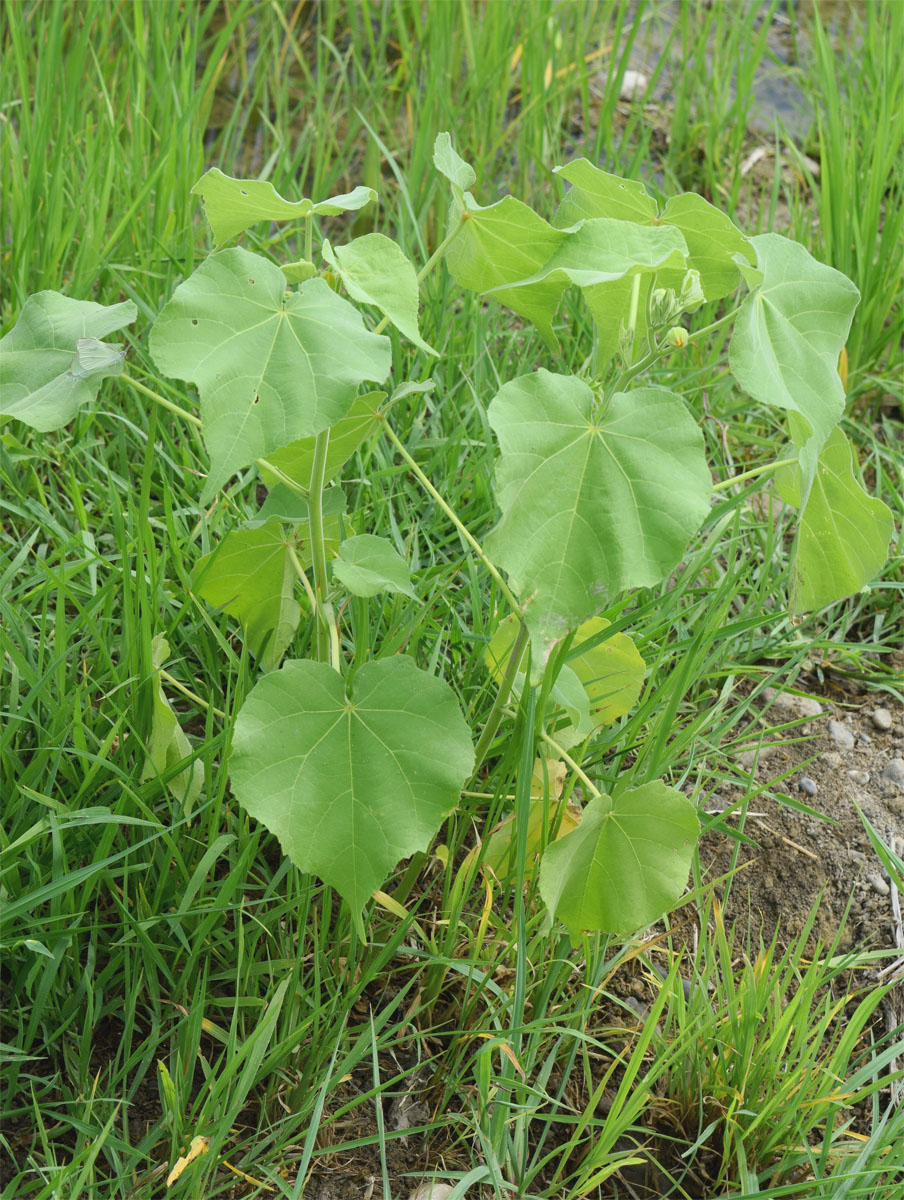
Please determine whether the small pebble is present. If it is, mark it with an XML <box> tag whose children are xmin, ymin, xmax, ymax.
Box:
<box><xmin>867</xmin><ymin>873</ymin><xmax>890</xmax><ymax>897</ymax></box>
<box><xmin>847</xmin><ymin>769</ymin><xmax>870</xmax><ymax>786</ymax></box>
<box><xmin>822</xmin><ymin>752</ymin><xmax>844</xmax><ymax>769</ymax></box>
<box><xmin>799</xmin><ymin>776</ymin><xmax>818</xmax><ymax>796</ymax></box>
<box><xmin>870</xmin><ymin>708</ymin><xmax>892</xmax><ymax>731</ymax></box>
<box><xmin>828</xmin><ymin>720</ymin><xmax>855</xmax><ymax>751</ymax></box>
<box><xmin>858</xmin><ymin>732</ymin><xmax>873</xmax><ymax>744</ymax></box>
<box><xmin>881</xmin><ymin>758</ymin><xmax>904</xmax><ymax>788</ymax></box>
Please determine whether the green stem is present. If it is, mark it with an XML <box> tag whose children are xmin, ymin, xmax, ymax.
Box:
<box><xmin>626</xmin><ymin>272</ymin><xmax>641</xmax><ymax>345</ymax></box>
<box><xmin>307</xmin><ymin>430</ymin><xmax>333</xmax><ymax>666</ymax></box>
<box><xmin>538</xmin><ymin>729</ymin><xmax>602</xmax><ymax>798</ymax></box>
<box><xmin>121</xmin><ymin>373</ymin><xmax>202</xmax><ymax>428</ymax></box>
<box><xmin>256</xmin><ymin>459</ymin><xmax>308</xmax><ymax>500</ymax></box>
<box><xmin>160</xmin><ymin>670</ymin><xmax>227</xmax><ymax>720</ymax></box>
<box><xmin>712</xmin><ymin>457</ymin><xmax>798</xmax><ymax>492</ymax></box>
<box><xmin>304</xmin><ymin>212</ymin><xmax>313</xmax><ymax>264</ymax></box>
<box><xmin>686</xmin><ymin>305</ymin><xmax>743</xmax><ymax>345</ymax></box>
<box><xmin>287</xmin><ymin>541</ymin><xmax>317</xmax><ymax>610</ymax></box>
<box><xmin>470</xmin><ymin>619</ymin><xmax>529</xmax><ymax>779</ymax></box>
<box><xmin>379</xmin><ymin>417</ymin><xmax>522</xmax><ymax>618</ymax></box>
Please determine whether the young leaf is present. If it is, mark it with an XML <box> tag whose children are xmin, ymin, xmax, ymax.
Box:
<box><xmin>539</xmin><ymin>783</ymin><xmax>699</xmax><ymax>935</ymax></box>
<box><xmin>230</xmin><ymin>656</ymin><xmax>475</xmax><ymax>928</ymax></box>
<box><xmin>729</xmin><ymin>233</ymin><xmax>860</xmax><ymax>495</ymax></box>
<box><xmin>443</xmin><ymin>193</ymin><xmax>570</xmax><ymax>348</ymax></box>
<box><xmin>192</xmin><ymin>517</ymin><xmax>302</xmax><ymax>671</ymax></box>
<box><xmin>332</xmin><ymin>534</ymin><xmax>416</xmax><ymax>599</ymax></box>
<box><xmin>191</xmin><ymin>167</ymin><xmax>376</xmax><ymax>247</ymax></box>
<box><xmin>775</xmin><ymin>428</ymin><xmax>893</xmax><ymax>612</ymax></box>
<box><xmin>566</xmin><ymin>617</ymin><xmax>646</xmax><ymax>727</ymax></box>
<box><xmin>433</xmin><ymin>131</ymin><xmax>477</xmax><ymax>193</ymax></box>
<box><xmin>258</xmin><ymin>391</ymin><xmax>385</xmax><ymax>491</ymax></box>
<box><xmin>281</xmin><ymin>259</ymin><xmax>318</xmax><ymax>284</ymax></box>
<box><xmin>149</xmin><ymin>248</ymin><xmax>391</xmax><ymax>500</ymax></box>
<box><xmin>0</xmin><ymin>292</ymin><xmax>136</xmax><ymax>431</ymax></box>
<box><xmin>142</xmin><ymin>635</ymin><xmax>203</xmax><ymax>809</ymax></box>
<box><xmin>554</xmin><ymin>159</ymin><xmax>753</xmax><ymax>299</ymax></box>
<box><xmin>322</xmin><ymin>234</ymin><xmax>437</xmax><ymax>355</ymax></box>
<box><xmin>485</xmin><ymin>370</ymin><xmax>711</xmax><ymax>669</ymax></box>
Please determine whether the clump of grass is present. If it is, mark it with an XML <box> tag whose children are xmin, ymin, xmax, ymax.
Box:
<box><xmin>645</xmin><ymin>895</ymin><xmax>904</xmax><ymax>1196</ymax></box>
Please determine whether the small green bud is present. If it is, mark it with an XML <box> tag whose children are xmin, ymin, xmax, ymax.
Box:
<box><xmin>679</xmin><ymin>269</ymin><xmax>705</xmax><ymax>313</ymax></box>
<box><xmin>665</xmin><ymin>326</ymin><xmax>688</xmax><ymax>349</ymax></box>
<box><xmin>651</xmin><ymin>287</ymin><xmax>677</xmax><ymax>324</ymax></box>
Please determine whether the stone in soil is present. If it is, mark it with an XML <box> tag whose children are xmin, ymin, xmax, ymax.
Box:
<box><xmin>870</xmin><ymin>708</ymin><xmax>893</xmax><ymax>731</ymax></box>
<box><xmin>881</xmin><ymin>758</ymin><xmax>904</xmax><ymax>788</ymax></box>
<box><xmin>828</xmin><ymin>720</ymin><xmax>855</xmax><ymax>751</ymax></box>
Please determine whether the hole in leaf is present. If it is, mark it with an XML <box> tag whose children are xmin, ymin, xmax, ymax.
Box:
<box><xmin>240</xmin><ymin>189</ymin><xmax>248</xmax><ymax>196</ymax></box>
<box><xmin>191</xmin><ymin>318</ymin><xmax>198</xmax><ymax>326</ymax></box>
<box><xmin>248</xmin><ymin>278</ymin><xmax>255</xmax><ymax>285</ymax></box>
<box><xmin>253</xmin><ymin>395</ymin><xmax>260</xmax><ymax>405</ymax></box>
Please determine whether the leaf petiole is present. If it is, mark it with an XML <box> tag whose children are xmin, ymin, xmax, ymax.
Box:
<box><xmin>712</xmin><ymin>456</ymin><xmax>798</xmax><ymax>492</ymax></box>
<box><xmin>120</xmin><ymin>373</ymin><xmax>202</xmax><ymax>427</ymax></box>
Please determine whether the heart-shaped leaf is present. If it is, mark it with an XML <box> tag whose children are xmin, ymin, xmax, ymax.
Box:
<box><xmin>332</xmin><ymin>534</ymin><xmax>416</xmax><ymax>598</ymax></box>
<box><xmin>230</xmin><ymin>656</ymin><xmax>474</xmax><ymax>928</ymax></box>
<box><xmin>443</xmin><ymin>193</ymin><xmax>570</xmax><ymax>348</ymax></box>
<box><xmin>730</xmin><ymin>233</ymin><xmax>860</xmax><ymax>495</ymax></box>
<box><xmin>192</xmin><ymin>167</ymin><xmax>376</xmax><ymax>247</ymax></box>
<box><xmin>775</xmin><ymin>428</ymin><xmax>893</xmax><ymax>612</ymax></box>
<box><xmin>192</xmin><ymin>517</ymin><xmax>302</xmax><ymax>670</ymax></box>
<box><xmin>486</xmin><ymin>370</ymin><xmax>711</xmax><ymax>668</ymax></box>
<box><xmin>149</xmin><ymin>247</ymin><xmax>391</xmax><ymax>500</ymax></box>
<box><xmin>539</xmin><ymin>783</ymin><xmax>699</xmax><ymax>935</ymax></box>
<box><xmin>322</xmin><ymin>234</ymin><xmax>436</xmax><ymax>355</ymax></box>
<box><xmin>0</xmin><ymin>292</ymin><xmax>136</xmax><ymax>431</ymax></box>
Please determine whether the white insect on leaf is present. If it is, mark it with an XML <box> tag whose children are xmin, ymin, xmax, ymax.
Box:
<box><xmin>70</xmin><ymin>336</ymin><xmax>127</xmax><ymax>379</ymax></box>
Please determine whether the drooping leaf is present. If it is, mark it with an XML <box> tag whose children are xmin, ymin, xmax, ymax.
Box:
<box><xmin>443</xmin><ymin>193</ymin><xmax>570</xmax><ymax>348</ymax></box>
<box><xmin>149</xmin><ymin>248</ymin><xmax>391</xmax><ymax>500</ymax></box>
<box><xmin>433</xmin><ymin>132</ymin><xmax>477</xmax><ymax>194</ymax></box>
<box><xmin>539</xmin><ymin>783</ymin><xmax>699</xmax><ymax>935</ymax></box>
<box><xmin>258</xmin><ymin>391</ymin><xmax>385</xmax><ymax>491</ymax></box>
<box><xmin>230</xmin><ymin>656</ymin><xmax>474</xmax><ymax>927</ymax></box>
<box><xmin>553</xmin><ymin>159</ymin><xmax>753</xmax><ymax>298</ymax></box>
<box><xmin>332</xmin><ymin>534</ymin><xmax>416</xmax><ymax>598</ymax></box>
<box><xmin>0</xmin><ymin>292</ymin><xmax>136</xmax><ymax>431</ymax></box>
<box><xmin>775</xmin><ymin>428</ymin><xmax>893</xmax><ymax>612</ymax></box>
<box><xmin>192</xmin><ymin>167</ymin><xmax>376</xmax><ymax>247</ymax></box>
<box><xmin>322</xmin><ymin>234</ymin><xmax>437</xmax><ymax>355</ymax></box>
<box><xmin>486</xmin><ymin>370</ymin><xmax>711</xmax><ymax>668</ymax></box>
<box><xmin>142</xmin><ymin>635</ymin><xmax>203</xmax><ymax>809</ymax></box>
<box><xmin>192</xmin><ymin>517</ymin><xmax>301</xmax><ymax>671</ymax></box>
<box><xmin>567</xmin><ymin>618</ymin><xmax>646</xmax><ymax>727</ymax></box>
<box><xmin>729</xmin><ymin>233</ymin><xmax>860</xmax><ymax>494</ymax></box>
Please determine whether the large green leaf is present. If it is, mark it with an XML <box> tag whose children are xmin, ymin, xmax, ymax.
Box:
<box><xmin>322</xmin><ymin>234</ymin><xmax>436</xmax><ymax>355</ymax></box>
<box><xmin>553</xmin><ymin>160</ymin><xmax>658</xmax><ymax>226</ymax></box>
<box><xmin>230</xmin><ymin>656</ymin><xmax>474</xmax><ymax>927</ymax></box>
<box><xmin>142</xmin><ymin>635</ymin><xmax>204</xmax><ymax>809</ymax></box>
<box><xmin>332</xmin><ymin>534</ymin><xmax>416</xmax><ymax>599</ymax></box>
<box><xmin>485</xmin><ymin>370</ymin><xmax>711</xmax><ymax>667</ymax></box>
<box><xmin>775</xmin><ymin>429</ymin><xmax>893</xmax><ymax>613</ymax></box>
<box><xmin>192</xmin><ymin>517</ymin><xmax>301</xmax><ymax>671</ymax></box>
<box><xmin>258</xmin><ymin>391</ymin><xmax>385</xmax><ymax>490</ymax></box>
<box><xmin>149</xmin><ymin>248</ymin><xmax>391</xmax><ymax>500</ymax></box>
<box><xmin>0</xmin><ymin>292</ymin><xmax>136</xmax><ymax>431</ymax></box>
<box><xmin>729</xmin><ymin>233</ymin><xmax>860</xmax><ymax>493</ymax></box>
<box><xmin>539</xmin><ymin>784</ymin><xmax>699</xmax><ymax>935</ymax></box>
<box><xmin>443</xmin><ymin>193</ymin><xmax>570</xmax><ymax>348</ymax></box>
<box><xmin>192</xmin><ymin>167</ymin><xmax>376</xmax><ymax>247</ymax></box>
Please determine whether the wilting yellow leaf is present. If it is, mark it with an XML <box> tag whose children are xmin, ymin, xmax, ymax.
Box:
<box><xmin>166</xmin><ymin>1135</ymin><xmax>210</xmax><ymax>1187</ymax></box>
<box><xmin>838</xmin><ymin>346</ymin><xmax>849</xmax><ymax>391</ymax></box>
